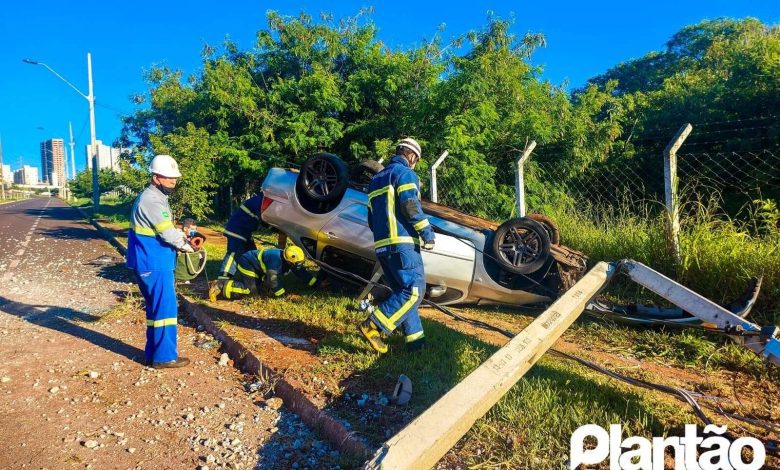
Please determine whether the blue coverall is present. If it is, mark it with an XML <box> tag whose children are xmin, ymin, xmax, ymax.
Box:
<box><xmin>366</xmin><ymin>155</ymin><xmax>435</xmax><ymax>344</ymax></box>
<box><xmin>221</xmin><ymin>248</ymin><xmax>317</xmax><ymax>300</ymax></box>
<box><xmin>127</xmin><ymin>185</ymin><xmax>188</xmax><ymax>364</ymax></box>
<box><xmin>218</xmin><ymin>194</ymin><xmax>264</xmax><ymax>278</ymax></box>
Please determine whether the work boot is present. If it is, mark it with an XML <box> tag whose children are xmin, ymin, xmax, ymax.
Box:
<box><xmin>150</xmin><ymin>357</ymin><xmax>190</xmax><ymax>369</ymax></box>
<box><xmin>208</xmin><ymin>280</ymin><xmax>224</xmax><ymax>302</ymax></box>
<box><xmin>359</xmin><ymin>318</ymin><xmax>388</xmax><ymax>354</ymax></box>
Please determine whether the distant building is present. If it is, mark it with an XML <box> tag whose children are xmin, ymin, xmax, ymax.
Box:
<box><xmin>13</xmin><ymin>165</ymin><xmax>39</xmax><ymax>185</ymax></box>
<box><xmin>40</xmin><ymin>139</ymin><xmax>66</xmax><ymax>186</ymax></box>
<box><xmin>1</xmin><ymin>164</ymin><xmax>11</xmax><ymax>184</ymax></box>
<box><xmin>86</xmin><ymin>140</ymin><xmax>124</xmax><ymax>172</ymax></box>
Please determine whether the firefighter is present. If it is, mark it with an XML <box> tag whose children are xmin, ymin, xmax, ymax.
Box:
<box><xmin>127</xmin><ymin>155</ymin><xmax>195</xmax><ymax>369</ymax></box>
<box><xmin>359</xmin><ymin>137</ymin><xmax>435</xmax><ymax>354</ymax></box>
<box><xmin>208</xmin><ymin>245</ymin><xmax>317</xmax><ymax>301</ymax></box>
<box><xmin>217</xmin><ymin>193</ymin><xmax>266</xmax><ymax>278</ymax></box>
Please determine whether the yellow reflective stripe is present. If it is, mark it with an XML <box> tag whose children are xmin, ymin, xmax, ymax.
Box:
<box><xmin>154</xmin><ymin>220</ymin><xmax>174</xmax><ymax>232</ymax></box>
<box><xmin>388</xmin><ymin>287</ymin><xmax>420</xmax><ymax>325</ymax></box>
<box><xmin>225</xmin><ymin>280</ymin><xmax>234</xmax><ymax>299</ymax></box>
<box><xmin>405</xmin><ymin>331</ymin><xmax>425</xmax><ymax>343</ymax></box>
<box><xmin>274</xmin><ymin>288</ymin><xmax>285</xmax><ymax>297</ymax></box>
<box><xmin>374</xmin><ymin>236</ymin><xmax>419</xmax><ymax>248</ymax></box>
<box><xmin>223</xmin><ymin>230</ymin><xmax>247</xmax><ymax>242</ymax></box>
<box><xmin>237</xmin><ymin>264</ymin><xmax>258</xmax><ymax>278</ymax></box>
<box><xmin>397</xmin><ymin>183</ymin><xmax>417</xmax><ymax>193</ymax></box>
<box><xmin>372</xmin><ymin>308</ymin><xmax>395</xmax><ymax>331</ymax></box>
<box><xmin>240</xmin><ymin>204</ymin><xmax>259</xmax><ymax>220</ymax></box>
<box><xmin>413</xmin><ymin>219</ymin><xmax>430</xmax><ymax>231</ymax></box>
<box><xmin>308</xmin><ymin>277</ymin><xmax>317</xmax><ymax>286</ymax></box>
<box><xmin>368</xmin><ymin>186</ymin><xmax>391</xmax><ymax>200</ymax></box>
<box><xmin>233</xmin><ymin>287</ymin><xmax>251</xmax><ymax>294</ymax></box>
<box><xmin>257</xmin><ymin>248</ymin><xmax>266</xmax><ymax>273</ymax></box>
<box><xmin>145</xmin><ymin>318</ymin><xmax>177</xmax><ymax>327</ymax></box>
<box><xmin>222</xmin><ymin>253</ymin><xmax>235</xmax><ymax>274</ymax></box>
<box><xmin>387</xmin><ymin>185</ymin><xmax>397</xmax><ymax>239</ymax></box>
<box><xmin>131</xmin><ymin>225</ymin><xmax>156</xmax><ymax>236</ymax></box>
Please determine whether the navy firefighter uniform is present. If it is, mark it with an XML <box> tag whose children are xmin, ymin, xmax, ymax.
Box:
<box><xmin>218</xmin><ymin>193</ymin><xmax>265</xmax><ymax>278</ymax></box>
<box><xmin>127</xmin><ymin>184</ymin><xmax>190</xmax><ymax>365</ymax></box>
<box><xmin>219</xmin><ymin>246</ymin><xmax>317</xmax><ymax>300</ymax></box>
<box><xmin>364</xmin><ymin>153</ymin><xmax>435</xmax><ymax>350</ymax></box>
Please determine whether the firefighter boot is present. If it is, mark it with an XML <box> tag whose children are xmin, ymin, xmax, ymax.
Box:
<box><xmin>359</xmin><ymin>318</ymin><xmax>388</xmax><ymax>354</ymax></box>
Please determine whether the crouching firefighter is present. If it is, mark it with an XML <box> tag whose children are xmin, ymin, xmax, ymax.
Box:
<box><xmin>127</xmin><ymin>154</ymin><xmax>196</xmax><ymax>369</ymax></box>
<box><xmin>209</xmin><ymin>245</ymin><xmax>318</xmax><ymax>301</ymax></box>
<box><xmin>359</xmin><ymin>137</ymin><xmax>435</xmax><ymax>354</ymax></box>
<box><xmin>217</xmin><ymin>193</ymin><xmax>266</xmax><ymax>278</ymax></box>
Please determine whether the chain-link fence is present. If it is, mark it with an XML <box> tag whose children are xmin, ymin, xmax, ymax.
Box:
<box><xmin>427</xmin><ymin>121</ymin><xmax>780</xmax><ymax>228</ymax></box>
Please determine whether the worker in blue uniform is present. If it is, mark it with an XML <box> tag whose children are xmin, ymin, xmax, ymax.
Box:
<box><xmin>218</xmin><ymin>193</ymin><xmax>266</xmax><ymax>278</ymax></box>
<box><xmin>127</xmin><ymin>155</ymin><xmax>196</xmax><ymax>369</ymax></box>
<box><xmin>360</xmin><ymin>137</ymin><xmax>435</xmax><ymax>354</ymax></box>
<box><xmin>209</xmin><ymin>245</ymin><xmax>317</xmax><ymax>301</ymax></box>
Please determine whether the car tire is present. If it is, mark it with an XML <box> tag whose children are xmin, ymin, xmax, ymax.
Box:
<box><xmin>296</xmin><ymin>153</ymin><xmax>349</xmax><ymax>203</ymax></box>
<box><xmin>349</xmin><ymin>160</ymin><xmax>384</xmax><ymax>192</ymax></box>
<box><xmin>526</xmin><ymin>213</ymin><xmax>560</xmax><ymax>245</ymax></box>
<box><xmin>491</xmin><ymin>217</ymin><xmax>551</xmax><ymax>274</ymax></box>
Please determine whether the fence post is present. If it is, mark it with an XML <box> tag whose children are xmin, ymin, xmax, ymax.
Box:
<box><xmin>663</xmin><ymin>123</ymin><xmax>692</xmax><ymax>266</ymax></box>
<box><xmin>514</xmin><ymin>140</ymin><xmax>537</xmax><ymax>218</ymax></box>
<box><xmin>429</xmin><ymin>151</ymin><xmax>450</xmax><ymax>203</ymax></box>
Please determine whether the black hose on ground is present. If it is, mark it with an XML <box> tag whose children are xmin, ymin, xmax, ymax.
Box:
<box><xmin>301</xmin><ymin>252</ymin><xmax>779</xmax><ymax>455</ymax></box>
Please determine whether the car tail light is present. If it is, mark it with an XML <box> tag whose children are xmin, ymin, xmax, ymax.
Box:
<box><xmin>260</xmin><ymin>197</ymin><xmax>273</xmax><ymax>213</ymax></box>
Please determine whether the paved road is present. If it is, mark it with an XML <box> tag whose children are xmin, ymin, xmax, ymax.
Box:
<box><xmin>0</xmin><ymin>197</ymin><xmax>130</xmax><ymax>312</ymax></box>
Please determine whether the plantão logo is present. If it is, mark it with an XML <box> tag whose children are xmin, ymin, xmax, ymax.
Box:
<box><xmin>570</xmin><ymin>424</ymin><xmax>765</xmax><ymax>469</ymax></box>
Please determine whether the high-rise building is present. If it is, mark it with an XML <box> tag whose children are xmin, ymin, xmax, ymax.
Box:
<box><xmin>14</xmin><ymin>165</ymin><xmax>39</xmax><ymax>185</ymax></box>
<box><xmin>1</xmin><ymin>164</ymin><xmax>11</xmax><ymax>184</ymax></box>
<box><xmin>40</xmin><ymin>139</ymin><xmax>66</xmax><ymax>186</ymax></box>
<box><xmin>86</xmin><ymin>140</ymin><xmax>124</xmax><ymax>172</ymax></box>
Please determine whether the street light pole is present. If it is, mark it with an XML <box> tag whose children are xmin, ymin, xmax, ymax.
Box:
<box><xmin>24</xmin><ymin>53</ymin><xmax>100</xmax><ymax>212</ymax></box>
<box><xmin>86</xmin><ymin>53</ymin><xmax>99</xmax><ymax>210</ymax></box>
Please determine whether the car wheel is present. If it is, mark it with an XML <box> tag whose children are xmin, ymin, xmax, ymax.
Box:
<box><xmin>296</xmin><ymin>153</ymin><xmax>349</xmax><ymax>203</ymax></box>
<box><xmin>491</xmin><ymin>217</ymin><xmax>551</xmax><ymax>274</ymax></box>
<box><xmin>349</xmin><ymin>160</ymin><xmax>384</xmax><ymax>192</ymax></box>
<box><xmin>526</xmin><ymin>213</ymin><xmax>560</xmax><ymax>245</ymax></box>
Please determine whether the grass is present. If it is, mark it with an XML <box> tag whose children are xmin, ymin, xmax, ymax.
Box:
<box><xmin>547</xmin><ymin>200</ymin><xmax>780</xmax><ymax>326</ymax></box>
<box><xmin>68</xmin><ymin>196</ymin><xmax>779</xmax><ymax>467</ymax></box>
<box><xmin>228</xmin><ymin>288</ymin><xmax>707</xmax><ymax>469</ymax></box>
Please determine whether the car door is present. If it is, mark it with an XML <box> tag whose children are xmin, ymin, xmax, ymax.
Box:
<box><xmin>317</xmin><ymin>202</ymin><xmax>375</xmax><ymax>260</ymax></box>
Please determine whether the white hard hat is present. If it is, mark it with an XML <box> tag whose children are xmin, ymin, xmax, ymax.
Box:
<box><xmin>149</xmin><ymin>154</ymin><xmax>182</xmax><ymax>178</ymax></box>
<box><xmin>397</xmin><ymin>137</ymin><xmax>422</xmax><ymax>160</ymax></box>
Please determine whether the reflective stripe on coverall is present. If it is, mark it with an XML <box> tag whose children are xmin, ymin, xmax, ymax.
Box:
<box><xmin>222</xmin><ymin>248</ymin><xmax>316</xmax><ymax>300</ymax></box>
<box><xmin>366</xmin><ymin>155</ymin><xmax>434</xmax><ymax>343</ymax></box>
<box><xmin>219</xmin><ymin>194</ymin><xmax>264</xmax><ymax>277</ymax></box>
<box><xmin>126</xmin><ymin>184</ymin><xmax>187</xmax><ymax>363</ymax></box>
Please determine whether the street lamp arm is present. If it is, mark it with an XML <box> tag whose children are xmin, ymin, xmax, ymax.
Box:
<box><xmin>23</xmin><ymin>59</ymin><xmax>89</xmax><ymax>100</ymax></box>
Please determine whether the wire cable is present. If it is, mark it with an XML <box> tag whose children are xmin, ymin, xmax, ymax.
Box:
<box><xmin>300</xmin><ymin>251</ymin><xmax>779</xmax><ymax>456</ymax></box>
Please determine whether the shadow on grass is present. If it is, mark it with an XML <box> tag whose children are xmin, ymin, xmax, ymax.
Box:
<box><xmin>189</xmin><ymin>281</ymin><xmax>687</xmax><ymax>466</ymax></box>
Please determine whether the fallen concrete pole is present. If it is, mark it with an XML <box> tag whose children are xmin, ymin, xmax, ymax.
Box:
<box><xmin>364</xmin><ymin>261</ymin><xmax>614</xmax><ymax>470</ymax></box>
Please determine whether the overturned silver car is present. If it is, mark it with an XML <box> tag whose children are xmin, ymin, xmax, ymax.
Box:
<box><xmin>259</xmin><ymin>153</ymin><xmax>587</xmax><ymax>306</ymax></box>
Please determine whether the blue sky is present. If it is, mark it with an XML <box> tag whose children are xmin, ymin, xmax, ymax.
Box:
<box><xmin>1</xmin><ymin>0</ymin><xmax>777</xmax><ymax>175</ymax></box>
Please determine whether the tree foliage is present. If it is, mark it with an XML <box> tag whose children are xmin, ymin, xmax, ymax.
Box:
<box><xmin>120</xmin><ymin>13</ymin><xmax>778</xmax><ymax>221</ymax></box>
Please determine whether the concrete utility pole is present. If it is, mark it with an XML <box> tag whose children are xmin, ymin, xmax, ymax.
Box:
<box><xmin>68</xmin><ymin>121</ymin><xmax>76</xmax><ymax>181</ymax></box>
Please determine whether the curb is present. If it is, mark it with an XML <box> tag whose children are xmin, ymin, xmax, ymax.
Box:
<box><xmin>69</xmin><ymin>201</ymin><xmax>371</xmax><ymax>461</ymax></box>
<box><xmin>179</xmin><ymin>295</ymin><xmax>370</xmax><ymax>460</ymax></box>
